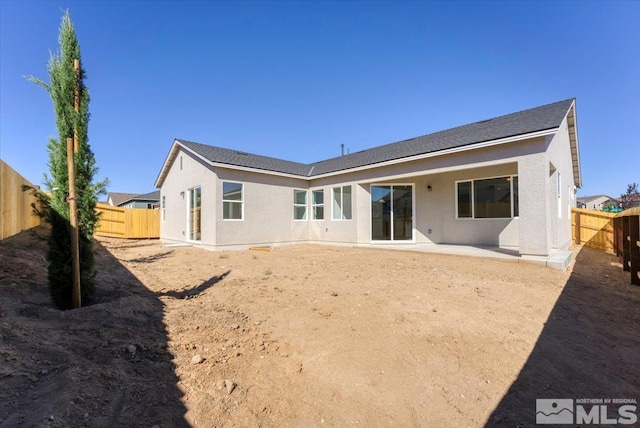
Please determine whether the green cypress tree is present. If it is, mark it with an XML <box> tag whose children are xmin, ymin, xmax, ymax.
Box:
<box><xmin>27</xmin><ymin>11</ymin><xmax>108</xmax><ymax>309</ymax></box>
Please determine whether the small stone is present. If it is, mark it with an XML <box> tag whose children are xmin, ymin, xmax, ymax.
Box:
<box><xmin>69</xmin><ymin>400</ymin><xmax>75</xmax><ymax>406</ymax></box>
<box><xmin>126</xmin><ymin>345</ymin><xmax>137</xmax><ymax>354</ymax></box>
<box><xmin>280</xmin><ymin>353</ymin><xmax>289</xmax><ymax>357</ymax></box>
<box><xmin>224</xmin><ymin>379</ymin><xmax>236</xmax><ymax>394</ymax></box>
<box><xmin>84</xmin><ymin>413</ymin><xmax>89</xmax><ymax>419</ymax></box>
<box><xmin>230</xmin><ymin>324</ymin><xmax>240</xmax><ymax>330</ymax></box>
<box><xmin>40</xmin><ymin>369</ymin><xmax>48</xmax><ymax>375</ymax></box>
<box><xmin>102</xmin><ymin>341</ymin><xmax>108</xmax><ymax>347</ymax></box>
<box><xmin>331</xmin><ymin>292</ymin><xmax>338</xmax><ymax>297</ymax></box>
<box><xmin>191</xmin><ymin>354</ymin><xmax>204</xmax><ymax>365</ymax></box>
<box><xmin>49</xmin><ymin>415</ymin><xmax>55</xmax><ymax>421</ymax></box>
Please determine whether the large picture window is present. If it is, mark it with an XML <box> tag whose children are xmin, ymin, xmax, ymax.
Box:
<box><xmin>332</xmin><ymin>185</ymin><xmax>352</xmax><ymax>220</ymax></box>
<box><xmin>222</xmin><ymin>181</ymin><xmax>243</xmax><ymax>220</ymax></box>
<box><xmin>457</xmin><ymin>176</ymin><xmax>518</xmax><ymax>219</ymax></box>
<box><xmin>312</xmin><ymin>190</ymin><xmax>324</xmax><ymax>220</ymax></box>
<box><xmin>294</xmin><ymin>189</ymin><xmax>307</xmax><ymax>220</ymax></box>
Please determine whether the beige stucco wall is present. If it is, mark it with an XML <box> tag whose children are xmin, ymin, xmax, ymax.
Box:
<box><xmin>160</xmin><ymin>149</ymin><xmax>217</xmax><ymax>245</ymax></box>
<box><xmin>214</xmin><ymin>167</ymin><xmax>310</xmax><ymax>248</ymax></box>
<box><xmin>308</xmin><ymin>138</ymin><xmax>543</xmax><ymax>247</ymax></box>
<box><xmin>160</xmin><ymin>125</ymin><xmax>576</xmax><ymax>255</ymax></box>
<box><xmin>545</xmin><ymin>115</ymin><xmax>576</xmax><ymax>250</ymax></box>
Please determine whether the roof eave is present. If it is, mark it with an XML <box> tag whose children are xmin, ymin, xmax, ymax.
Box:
<box><xmin>307</xmin><ymin>127</ymin><xmax>559</xmax><ymax>180</ymax></box>
<box><xmin>566</xmin><ymin>100</ymin><xmax>582</xmax><ymax>188</ymax></box>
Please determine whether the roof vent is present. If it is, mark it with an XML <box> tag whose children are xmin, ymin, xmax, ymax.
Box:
<box><xmin>235</xmin><ymin>151</ymin><xmax>249</xmax><ymax>156</ymax></box>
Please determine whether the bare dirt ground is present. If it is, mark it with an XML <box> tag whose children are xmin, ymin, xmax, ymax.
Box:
<box><xmin>1</xmin><ymin>226</ymin><xmax>639</xmax><ymax>427</ymax></box>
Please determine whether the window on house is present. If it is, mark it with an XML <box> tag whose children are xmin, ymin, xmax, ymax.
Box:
<box><xmin>456</xmin><ymin>176</ymin><xmax>518</xmax><ymax>219</ymax></box>
<box><xmin>294</xmin><ymin>189</ymin><xmax>307</xmax><ymax>220</ymax></box>
<box><xmin>222</xmin><ymin>181</ymin><xmax>243</xmax><ymax>220</ymax></box>
<box><xmin>312</xmin><ymin>190</ymin><xmax>324</xmax><ymax>220</ymax></box>
<box><xmin>161</xmin><ymin>196</ymin><xmax>166</xmax><ymax>221</ymax></box>
<box><xmin>332</xmin><ymin>185</ymin><xmax>352</xmax><ymax>220</ymax></box>
<box><xmin>557</xmin><ymin>171</ymin><xmax>562</xmax><ymax>218</ymax></box>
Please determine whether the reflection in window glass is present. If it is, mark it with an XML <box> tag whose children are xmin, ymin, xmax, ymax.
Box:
<box><xmin>474</xmin><ymin>177</ymin><xmax>512</xmax><ymax>218</ymax></box>
<box><xmin>222</xmin><ymin>182</ymin><xmax>243</xmax><ymax>220</ymax></box>
<box><xmin>457</xmin><ymin>181</ymin><xmax>472</xmax><ymax>218</ymax></box>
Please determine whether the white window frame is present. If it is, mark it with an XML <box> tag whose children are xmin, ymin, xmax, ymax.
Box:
<box><xmin>312</xmin><ymin>189</ymin><xmax>324</xmax><ymax>220</ymax></box>
<box><xmin>370</xmin><ymin>183</ymin><xmax>416</xmax><ymax>243</ymax></box>
<box><xmin>293</xmin><ymin>189</ymin><xmax>308</xmax><ymax>221</ymax></box>
<box><xmin>222</xmin><ymin>181</ymin><xmax>244</xmax><ymax>221</ymax></box>
<box><xmin>161</xmin><ymin>195</ymin><xmax>166</xmax><ymax>222</ymax></box>
<box><xmin>186</xmin><ymin>186</ymin><xmax>202</xmax><ymax>242</ymax></box>
<box><xmin>332</xmin><ymin>185</ymin><xmax>353</xmax><ymax>220</ymax></box>
<box><xmin>455</xmin><ymin>175</ymin><xmax>519</xmax><ymax>220</ymax></box>
<box><xmin>557</xmin><ymin>171</ymin><xmax>562</xmax><ymax>218</ymax></box>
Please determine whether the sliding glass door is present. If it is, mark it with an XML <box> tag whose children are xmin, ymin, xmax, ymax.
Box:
<box><xmin>371</xmin><ymin>185</ymin><xmax>413</xmax><ymax>241</ymax></box>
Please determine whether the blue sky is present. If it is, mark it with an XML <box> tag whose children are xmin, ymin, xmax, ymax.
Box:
<box><xmin>1</xmin><ymin>1</ymin><xmax>638</xmax><ymax>198</ymax></box>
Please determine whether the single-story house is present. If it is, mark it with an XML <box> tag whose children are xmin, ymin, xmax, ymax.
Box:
<box><xmin>155</xmin><ymin>98</ymin><xmax>581</xmax><ymax>268</ymax></box>
<box><xmin>577</xmin><ymin>195</ymin><xmax>620</xmax><ymax>211</ymax></box>
<box><xmin>107</xmin><ymin>191</ymin><xmax>160</xmax><ymax>209</ymax></box>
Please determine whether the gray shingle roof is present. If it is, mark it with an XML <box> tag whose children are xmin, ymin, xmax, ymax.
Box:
<box><xmin>108</xmin><ymin>192</ymin><xmax>138</xmax><ymax>206</ymax></box>
<box><xmin>179</xmin><ymin>140</ymin><xmax>310</xmax><ymax>176</ymax></box>
<box><xmin>133</xmin><ymin>190</ymin><xmax>160</xmax><ymax>201</ymax></box>
<box><xmin>178</xmin><ymin>98</ymin><xmax>574</xmax><ymax>178</ymax></box>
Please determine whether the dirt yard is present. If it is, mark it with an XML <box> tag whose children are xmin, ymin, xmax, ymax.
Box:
<box><xmin>1</xmin><ymin>227</ymin><xmax>639</xmax><ymax>427</ymax></box>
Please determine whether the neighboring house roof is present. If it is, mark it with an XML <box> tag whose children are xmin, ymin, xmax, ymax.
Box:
<box><xmin>108</xmin><ymin>191</ymin><xmax>160</xmax><ymax>207</ymax></box>
<box><xmin>156</xmin><ymin>98</ymin><xmax>581</xmax><ymax>187</ymax></box>
<box><xmin>107</xmin><ymin>192</ymin><xmax>138</xmax><ymax>206</ymax></box>
<box><xmin>577</xmin><ymin>195</ymin><xmax>618</xmax><ymax>206</ymax></box>
<box><xmin>118</xmin><ymin>190</ymin><xmax>160</xmax><ymax>206</ymax></box>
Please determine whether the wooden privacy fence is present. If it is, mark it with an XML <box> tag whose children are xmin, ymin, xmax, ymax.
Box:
<box><xmin>613</xmin><ymin>208</ymin><xmax>640</xmax><ymax>286</ymax></box>
<box><xmin>95</xmin><ymin>202</ymin><xmax>159</xmax><ymax>239</ymax></box>
<box><xmin>0</xmin><ymin>160</ymin><xmax>42</xmax><ymax>240</ymax></box>
<box><xmin>571</xmin><ymin>208</ymin><xmax>616</xmax><ymax>253</ymax></box>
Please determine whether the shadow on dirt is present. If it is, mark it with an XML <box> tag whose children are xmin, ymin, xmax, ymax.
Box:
<box><xmin>158</xmin><ymin>271</ymin><xmax>230</xmax><ymax>300</ymax></box>
<box><xmin>486</xmin><ymin>247</ymin><xmax>640</xmax><ymax>426</ymax></box>
<box><xmin>0</xmin><ymin>228</ymin><xmax>189</xmax><ymax>427</ymax></box>
<box><xmin>124</xmin><ymin>250</ymin><xmax>174</xmax><ymax>264</ymax></box>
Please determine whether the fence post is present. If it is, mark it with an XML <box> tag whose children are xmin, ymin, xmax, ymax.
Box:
<box><xmin>574</xmin><ymin>210</ymin><xmax>581</xmax><ymax>245</ymax></box>
<box><xmin>630</xmin><ymin>215</ymin><xmax>639</xmax><ymax>286</ymax></box>
<box><xmin>623</xmin><ymin>217</ymin><xmax>631</xmax><ymax>272</ymax></box>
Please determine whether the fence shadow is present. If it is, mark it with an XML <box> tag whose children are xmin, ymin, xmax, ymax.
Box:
<box><xmin>0</xmin><ymin>227</ymin><xmax>189</xmax><ymax>427</ymax></box>
<box><xmin>486</xmin><ymin>247</ymin><xmax>640</xmax><ymax>426</ymax></box>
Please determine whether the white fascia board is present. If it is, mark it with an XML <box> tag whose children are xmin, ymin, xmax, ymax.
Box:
<box><xmin>154</xmin><ymin>139</ymin><xmax>182</xmax><ymax>188</ymax></box>
<box><xmin>567</xmin><ymin>100</ymin><xmax>582</xmax><ymax>188</ymax></box>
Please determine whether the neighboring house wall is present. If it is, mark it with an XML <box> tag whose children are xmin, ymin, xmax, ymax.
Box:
<box><xmin>121</xmin><ymin>201</ymin><xmax>157</xmax><ymax>209</ymax></box>
<box><xmin>589</xmin><ymin>196</ymin><xmax>612</xmax><ymax>210</ymax></box>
